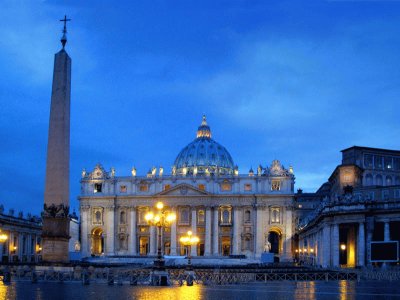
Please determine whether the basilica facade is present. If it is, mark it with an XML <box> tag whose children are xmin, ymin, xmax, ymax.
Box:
<box><xmin>79</xmin><ymin>116</ymin><xmax>296</xmax><ymax>261</ymax></box>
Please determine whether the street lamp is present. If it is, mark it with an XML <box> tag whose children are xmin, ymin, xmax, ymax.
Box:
<box><xmin>0</xmin><ymin>230</ymin><xmax>7</xmax><ymax>263</ymax></box>
<box><xmin>180</xmin><ymin>230</ymin><xmax>199</xmax><ymax>269</ymax></box>
<box><xmin>0</xmin><ymin>231</ymin><xmax>7</xmax><ymax>243</ymax></box>
<box><xmin>145</xmin><ymin>202</ymin><xmax>176</xmax><ymax>270</ymax></box>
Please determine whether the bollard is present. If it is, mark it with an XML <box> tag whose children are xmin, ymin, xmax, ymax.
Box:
<box><xmin>108</xmin><ymin>273</ymin><xmax>114</xmax><ymax>285</ymax></box>
<box><xmin>58</xmin><ymin>272</ymin><xmax>64</xmax><ymax>283</ymax></box>
<box><xmin>187</xmin><ymin>275</ymin><xmax>194</xmax><ymax>286</ymax></box>
<box><xmin>3</xmin><ymin>272</ymin><xmax>11</xmax><ymax>284</ymax></box>
<box><xmin>130</xmin><ymin>275</ymin><xmax>137</xmax><ymax>286</ymax></box>
<box><xmin>117</xmin><ymin>274</ymin><xmax>123</xmax><ymax>286</ymax></box>
<box><xmin>31</xmin><ymin>272</ymin><xmax>38</xmax><ymax>283</ymax></box>
<box><xmin>82</xmin><ymin>270</ymin><xmax>90</xmax><ymax>285</ymax></box>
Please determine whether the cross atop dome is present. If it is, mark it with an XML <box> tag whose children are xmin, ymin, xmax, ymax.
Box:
<box><xmin>196</xmin><ymin>115</ymin><xmax>212</xmax><ymax>138</ymax></box>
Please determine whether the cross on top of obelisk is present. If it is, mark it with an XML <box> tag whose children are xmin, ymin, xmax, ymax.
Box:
<box><xmin>60</xmin><ymin>15</ymin><xmax>71</xmax><ymax>49</ymax></box>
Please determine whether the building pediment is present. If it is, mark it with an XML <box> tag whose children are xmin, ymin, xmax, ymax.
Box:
<box><xmin>156</xmin><ymin>183</ymin><xmax>210</xmax><ymax>196</ymax></box>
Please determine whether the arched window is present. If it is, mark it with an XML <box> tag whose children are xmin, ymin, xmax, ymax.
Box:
<box><xmin>376</xmin><ymin>174</ymin><xmax>383</xmax><ymax>186</ymax></box>
<box><xmin>395</xmin><ymin>176</ymin><xmax>400</xmax><ymax>185</ymax></box>
<box><xmin>365</xmin><ymin>174</ymin><xmax>373</xmax><ymax>186</ymax></box>
<box><xmin>386</xmin><ymin>176</ymin><xmax>393</xmax><ymax>186</ymax></box>
<box><xmin>120</xmin><ymin>211</ymin><xmax>126</xmax><ymax>224</ymax></box>
<box><xmin>244</xmin><ymin>210</ymin><xmax>251</xmax><ymax>223</ymax></box>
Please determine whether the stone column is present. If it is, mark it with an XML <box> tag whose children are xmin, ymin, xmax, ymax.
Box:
<box><xmin>106</xmin><ymin>206</ymin><xmax>115</xmax><ymax>255</ymax></box>
<box><xmin>384</xmin><ymin>221</ymin><xmax>390</xmax><ymax>241</ymax></box>
<box><xmin>322</xmin><ymin>225</ymin><xmax>331</xmax><ymax>268</ymax></box>
<box><xmin>149</xmin><ymin>226</ymin><xmax>156</xmax><ymax>255</ymax></box>
<box><xmin>204</xmin><ymin>207</ymin><xmax>212</xmax><ymax>256</ymax></box>
<box><xmin>232</xmin><ymin>207</ymin><xmax>241</xmax><ymax>255</ymax></box>
<box><xmin>128</xmin><ymin>207</ymin><xmax>137</xmax><ymax>255</ymax></box>
<box><xmin>332</xmin><ymin>223</ymin><xmax>340</xmax><ymax>267</ymax></box>
<box><xmin>80</xmin><ymin>206</ymin><xmax>89</xmax><ymax>257</ymax></box>
<box><xmin>191</xmin><ymin>208</ymin><xmax>197</xmax><ymax>257</ymax></box>
<box><xmin>358</xmin><ymin>222</ymin><xmax>365</xmax><ymax>267</ymax></box>
<box><xmin>365</xmin><ymin>217</ymin><xmax>374</xmax><ymax>266</ymax></box>
<box><xmin>212</xmin><ymin>207</ymin><xmax>219</xmax><ymax>256</ymax></box>
<box><xmin>284</xmin><ymin>208</ymin><xmax>293</xmax><ymax>261</ymax></box>
<box><xmin>170</xmin><ymin>207</ymin><xmax>177</xmax><ymax>255</ymax></box>
<box><xmin>255</xmin><ymin>205</ymin><xmax>264</xmax><ymax>258</ymax></box>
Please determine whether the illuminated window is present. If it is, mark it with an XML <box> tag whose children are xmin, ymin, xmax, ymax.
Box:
<box><xmin>119</xmin><ymin>185</ymin><xmax>127</xmax><ymax>193</ymax></box>
<box><xmin>343</xmin><ymin>171</ymin><xmax>351</xmax><ymax>182</ymax></box>
<box><xmin>244</xmin><ymin>184</ymin><xmax>252</xmax><ymax>191</ymax></box>
<box><xmin>198</xmin><ymin>184</ymin><xmax>205</xmax><ymax>191</ymax></box>
<box><xmin>94</xmin><ymin>183</ymin><xmax>102</xmax><ymax>193</ymax></box>
<box><xmin>271</xmin><ymin>207</ymin><xmax>280</xmax><ymax>223</ymax></box>
<box><xmin>198</xmin><ymin>210</ymin><xmax>205</xmax><ymax>225</ymax></box>
<box><xmin>384</xmin><ymin>156</ymin><xmax>393</xmax><ymax>170</ymax></box>
<box><xmin>221</xmin><ymin>182</ymin><xmax>232</xmax><ymax>191</ymax></box>
<box><xmin>164</xmin><ymin>184</ymin><xmax>171</xmax><ymax>191</ymax></box>
<box><xmin>271</xmin><ymin>180</ymin><xmax>281</xmax><ymax>191</ymax></box>
<box><xmin>139</xmin><ymin>184</ymin><xmax>148</xmax><ymax>192</ymax></box>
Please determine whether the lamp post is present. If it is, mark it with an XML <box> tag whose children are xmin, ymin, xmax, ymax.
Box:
<box><xmin>145</xmin><ymin>202</ymin><xmax>176</xmax><ymax>271</ymax></box>
<box><xmin>180</xmin><ymin>230</ymin><xmax>199</xmax><ymax>269</ymax></box>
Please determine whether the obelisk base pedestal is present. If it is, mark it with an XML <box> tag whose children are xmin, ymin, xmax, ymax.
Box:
<box><xmin>42</xmin><ymin>216</ymin><xmax>70</xmax><ymax>263</ymax></box>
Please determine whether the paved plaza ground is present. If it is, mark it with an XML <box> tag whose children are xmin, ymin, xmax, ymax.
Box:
<box><xmin>1</xmin><ymin>280</ymin><xmax>400</xmax><ymax>300</ymax></box>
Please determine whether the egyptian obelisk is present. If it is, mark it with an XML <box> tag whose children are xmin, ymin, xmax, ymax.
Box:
<box><xmin>42</xmin><ymin>16</ymin><xmax>72</xmax><ymax>263</ymax></box>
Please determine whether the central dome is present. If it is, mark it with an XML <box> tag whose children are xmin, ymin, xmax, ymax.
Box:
<box><xmin>173</xmin><ymin>116</ymin><xmax>236</xmax><ymax>176</ymax></box>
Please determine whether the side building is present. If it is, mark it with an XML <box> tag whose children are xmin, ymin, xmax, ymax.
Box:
<box><xmin>0</xmin><ymin>205</ymin><xmax>42</xmax><ymax>263</ymax></box>
<box><xmin>297</xmin><ymin>146</ymin><xmax>400</xmax><ymax>268</ymax></box>
<box><xmin>79</xmin><ymin>116</ymin><xmax>296</xmax><ymax>261</ymax></box>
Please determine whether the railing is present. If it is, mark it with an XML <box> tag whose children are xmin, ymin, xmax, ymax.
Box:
<box><xmin>0</xmin><ymin>266</ymin><xmax>361</xmax><ymax>285</ymax></box>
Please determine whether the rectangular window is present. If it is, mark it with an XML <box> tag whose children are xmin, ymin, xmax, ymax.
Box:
<box><xmin>221</xmin><ymin>183</ymin><xmax>232</xmax><ymax>191</ymax></box>
<box><xmin>271</xmin><ymin>208</ymin><xmax>280</xmax><ymax>223</ymax></box>
<box><xmin>198</xmin><ymin>184</ymin><xmax>205</xmax><ymax>191</ymax></box>
<box><xmin>244</xmin><ymin>184</ymin><xmax>252</xmax><ymax>191</ymax></box>
<box><xmin>119</xmin><ymin>185</ymin><xmax>127</xmax><ymax>193</ymax></box>
<box><xmin>179</xmin><ymin>207</ymin><xmax>190</xmax><ymax>225</ymax></box>
<box><xmin>374</xmin><ymin>155</ymin><xmax>383</xmax><ymax>169</ymax></box>
<box><xmin>393</xmin><ymin>158</ymin><xmax>400</xmax><ymax>171</ymax></box>
<box><xmin>271</xmin><ymin>180</ymin><xmax>281</xmax><ymax>191</ymax></box>
<box><xmin>94</xmin><ymin>183</ymin><xmax>102</xmax><ymax>193</ymax></box>
<box><xmin>139</xmin><ymin>185</ymin><xmax>148</xmax><ymax>192</ymax></box>
<box><xmin>364</xmin><ymin>154</ymin><xmax>373</xmax><ymax>168</ymax></box>
<box><xmin>164</xmin><ymin>184</ymin><xmax>171</xmax><ymax>191</ymax></box>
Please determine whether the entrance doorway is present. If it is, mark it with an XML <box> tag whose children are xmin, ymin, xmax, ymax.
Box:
<box><xmin>139</xmin><ymin>236</ymin><xmax>149</xmax><ymax>255</ymax></box>
<box><xmin>268</xmin><ymin>231</ymin><xmax>280</xmax><ymax>254</ymax></box>
<box><xmin>221</xmin><ymin>237</ymin><xmax>231</xmax><ymax>256</ymax></box>
<box><xmin>91</xmin><ymin>227</ymin><xmax>104</xmax><ymax>255</ymax></box>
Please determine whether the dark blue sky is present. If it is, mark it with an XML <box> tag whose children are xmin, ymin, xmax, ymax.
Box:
<box><xmin>1</xmin><ymin>0</ymin><xmax>399</xmax><ymax>216</ymax></box>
